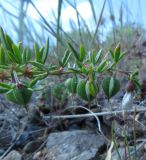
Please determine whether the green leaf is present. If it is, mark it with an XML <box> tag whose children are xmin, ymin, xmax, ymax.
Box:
<box><xmin>61</xmin><ymin>50</ymin><xmax>71</xmax><ymax>67</ymax></box>
<box><xmin>0</xmin><ymin>88</ymin><xmax>9</xmax><ymax>93</ymax></box>
<box><xmin>109</xmin><ymin>50</ymin><xmax>114</xmax><ymax>60</ymax></box>
<box><xmin>79</xmin><ymin>44</ymin><xmax>85</xmax><ymax>62</ymax></box>
<box><xmin>102</xmin><ymin>77</ymin><xmax>110</xmax><ymax>98</ymax></box>
<box><xmin>7</xmin><ymin>51</ymin><xmax>18</xmax><ymax>63</ymax></box>
<box><xmin>132</xmin><ymin>79</ymin><xmax>141</xmax><ymax>89</ymax></box>
<box><xmin>89</xmin><ymin>51</ymin><xmax>95</xmax><ymax>64</ymax></box>
<box><xmin>12</xmin><ymin>44</ymin><xmax>22</xmax><ymax>64</ymax></box>
<box><xmin>0</xmin><ymin>45</ymin><xmax>7</xmax><ymax>65</ymax></box>
<box><xmin>5</xmin><ymin>88</ymin><xmax>24</xmax><ymax>105</ymax></box>
<box><xmin>29</xmin><ymin>78</ymin><xmax>41</xmax><ymax>88</ymax></box>
<box><xmin>65</xmin><ymin>76</ymin><xmax>77</xmax><ymax>94</ymax></box>
<box><xmin>0</xmin><ymin>27</ymin><xmax>7</xmax><ymax>49</ymax></box>
<box><xmin>30</xmin><ymin>61</ymin><xmax>48</xmax><ymax>71</ymax></box>
<box><xmin>109</xmin><ymin>77</ymin><xmax>119</xmax><ymax>97</ymax></box>
<box><xmin>22</xmin><ymin>47</ymin><xmax>32</xmax><ymax>64</ymax></box>
<box><xmin>42</xmin><ymin>38</ymin><xmax>49</xmax><ymax>64</ymax></box>
<box><xmin>95</xmin><ymin>49</ymin><xmax>103</xmax><ymax>64</ymax></box>
<box><xmin>34</xmin><ymin>43</ymin><xmax>41</xmax><ymax>62</ymax></box>
<box><xmin>114</xmin><ymin>43</ymin><xmax>120</xmax><ymax>62</ymax></box>
<box><xmin>68</xmin><ymin>43</ymin><xmax>80</xmax><ymax>61</ymax></box>
<box><xmin>5</xmin><ymin>34</ymin><xmax>13</xmax><ymax>52</ymax></box>
<box><xmin>26</xmin><ymin>47</ymin><xmax>32</xmax><ymax>62</ymax></box>
<box><xmin>77</xmin><ymin>79</ymin><xmax>88</xmax><ymax>101</ymax></box>
<box><xmin>76</xmin><ymin>60</ymin><xmax>83</xmax><ymax>68</ymax></box>
<box><xmin>47</xmin><ymin>65</ymin><xmax>57</xmax><ymax>71</ymax></box>
<box><xmin>39</xmin><ymin>47</ymin><xmax>45</xmax><ymax>62</ymax></box>
<box><xmin>0</xmin><ymin>82</ymin><xmax>13</xmax><ymax>89</ymax></box>
<box><xmin>119</xmin><ymin>52</ymin><xmax>126</xmax><ymax>60</ymax></box>
<box><xmin>102</xmin><ymin>77</ymin><xmax>120</xmax><ymax>99</ymax></box>
<box><xmin>96</xmin><ymin>60</ymin><xmax>107</xmax><ymax>73</ymax></box>
<box><xmin>5</xmin><ymin>87</ymin><xmax>33</xmax><ymax>105</ymax></box>
<box><xmin>68</xmin><ymin>67</ymin><xmax>81</xmax><ymax>73</ymax></box>
<box><xmin>58</xmin><ymin>60</ymin><xmax>63</xmax><ymax>67</ymax></box>
<box><xmin>0</xmin><ymin>29</ymin><xmax>13</xmax><ymax>52</ymax></box>
<box><xmin>29</xmin><ymin>73</ymin><xmax>48</xmax><ymax>87</ymax></box>
<box><xmin>130</xmin><ymin>70</ymin><xmax>139</xmax><ymax>78</ymax></box>
<box><xmin>0</xmin><ymin>65</ymin><xmax>9</xmax><ymax>69</ymax></box>
<box><xmin>22</xmin><ymin>48</ymin><xmax>27</xmax><ymax>64</ymax></box>
<box><xmin>85</xmin><ymin>80</ymin><xmax>99</xmax><ymax>100</ymax></box>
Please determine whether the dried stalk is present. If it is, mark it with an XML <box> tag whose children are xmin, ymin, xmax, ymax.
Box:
<box><xmin>43</xmin><ymin>106</ymin><xmax>146</xmax><ymax>120</ymax></box>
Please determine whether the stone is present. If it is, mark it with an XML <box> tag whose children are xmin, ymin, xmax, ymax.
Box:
<box><xmin>46</xmin><ymin>130</ymin><xmax>106</xmax><ymax>160</ymax></box>
<box><xmin>0</xmin><ymin>149</ymin><xmax>5</xmax><ymax>156</ymax></box>
<box><xmin>2</xmin><ymin>150</ymin><xmax>22</xmax><ymax>160</ymax></box>
<box><xmin>0</xmin><ymin>130</ymin><xmax>13</xmax><ymax>149</ymax></box>
<box><xmin>68</xmin><ymin>124</ymin><xmax>80</xmax><ymax>131</ymax></box>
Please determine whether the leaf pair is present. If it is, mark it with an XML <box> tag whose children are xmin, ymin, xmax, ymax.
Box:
<box><xmin>96</xmin><ymin>59</ymin><xmax>108</xmax><ymax>73</ymax></box>
<box><xmin>6</xmin><ymin>86</ymin><xmax>33</xmax><ymax>105</ymax></box>
<box><xmin>56</xmin><ymin>49</ymin><xmax>71</xmax><ymax>67</ymax></box>
<box><xmin>102</xmin><ymin>77</ymin><xmax>120</xmax><ymax>99</ymax></box>
<box><xmin>29</xmin><ymin>72</ymin><xmax>48</xmax><ymax>88</ymax></box>
<box><xmin>9</xmin><ymin>44</ymin><xmax>22</xmax><ymax>64</ymax></box>
<box><xmin>129</xmin><ymin>70</ymin><xmax>141</xmax><ymax>89</ymax></box>
<box><xmin>109</xmin><ymin>43</ymin><xmax>125</xmax><ymax>64</ymax></box>
<box><xmin>0</xmin><ymin>27</ymin><xmax>13</xmax><ymax>52</ymax></box>
<box><xmin>89</xmin><ymin>49</ymin><xmax>103</xmax><ymax>65</ymax></box>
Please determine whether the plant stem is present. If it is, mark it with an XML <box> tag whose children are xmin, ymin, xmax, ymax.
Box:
<box><xmin>111</xmin><ymin>122</ymin><xmax>122</xmax><ymax>160</ymax></box>
<box><xmin>123</xmin><ymin>128</ymin><xmax>131</xmax><ymax>160</ymax></box>
<box><xmin>133</xmin><ymin>106</ymin><xmax>137</xmax><ymax>160</ymax></box>
<box><xmin>109</xmin><ymin>68</ymin><xmax>131</xmax><ymax>76</ymax></box>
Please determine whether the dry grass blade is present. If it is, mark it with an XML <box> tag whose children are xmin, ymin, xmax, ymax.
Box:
<box><xmin>73</xmin><ymin>0</ymin><xmax>82</xmax><ymax>43</ymax></box>
<box><xmin>0</xmin><ymin>4</ymin><xmax>18</xmax><ymax>19</ymax></box>
<box><xmin>57</xmin><ymin>0</ymin><xmax>62</xmax><ymax>52</ymax></box>
<box><xmin>65</xmin><ymin>0</ymin><xmax>93</xmax><ymax>41</ymax></box>
<box><xmin>105</xmin><ymin>141</ymin><xmax>114</xmax><ymax>160</ymax></box>
<box><xmin>29</xmin><ymin>1</ymin><xmax>57</xmax><ymax>39</ymax></box>
<box><xmin>88</xmin><ymin>0</ymin><xmax>97</xmax><ymax>24</ymax></box>
<box><xmin>90</xmin><ymin>0</ymin><xmax>106</xmax><ymax>47</ymax></box>
<box><xmin>43</xmin><ymin>106</ymin><xmax>146</xmax><ymax>119</ymax></box>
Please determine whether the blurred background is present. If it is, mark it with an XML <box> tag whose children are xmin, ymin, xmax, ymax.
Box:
<box><xmin>0</xmin><ymin>0</ymin><xmax>146</xmax><ymax>69</ymax></box>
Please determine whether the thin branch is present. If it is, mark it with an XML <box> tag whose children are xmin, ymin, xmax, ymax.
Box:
<box><xmin>90</xmin><ymin>0</ymin><xmax>107</xmax><ymax>46</ymax></box>
<box><xmin>43</xmin><ymin>106</ymin><xmax>146</xmax><ymax>120</ymax></box>
<box><xmin>0</xmin><ymin>4</ymin><xmax>18</xmax><ymax>19</ymax></box>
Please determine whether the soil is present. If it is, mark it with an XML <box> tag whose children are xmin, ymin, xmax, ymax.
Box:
<box><xmin>0</xmin><ymin>92</ymin><xmax>146</xmax><ymax>160</ymax></box>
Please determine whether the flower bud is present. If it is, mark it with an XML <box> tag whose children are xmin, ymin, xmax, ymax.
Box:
<box><xmin>126</xmin><ymin>80</ymin><xmax>135</xmax><ymax>92</ymax></box>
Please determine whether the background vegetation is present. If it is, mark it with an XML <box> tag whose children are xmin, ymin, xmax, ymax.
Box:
<box><xmin>0</xmin><ymin>0</ymin><xmax>146</xmax><ymax>63</ymax></box>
